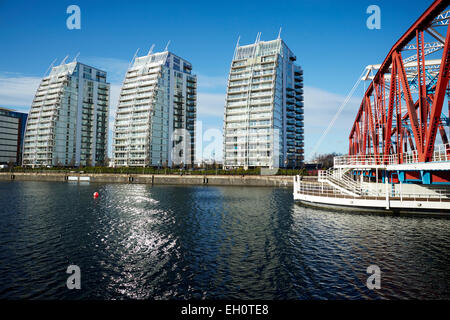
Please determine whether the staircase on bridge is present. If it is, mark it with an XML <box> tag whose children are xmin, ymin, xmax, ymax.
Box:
<box><xmin>318</xmin><ymin>168</ymin><xmax>363</xmax><ymax>197</ymax></box>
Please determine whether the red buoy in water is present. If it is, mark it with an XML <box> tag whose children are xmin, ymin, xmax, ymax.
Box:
<box><xmin>93</xmin><ymin>192</ymin><xmax>99</xmax><ymax>199</ymax></box>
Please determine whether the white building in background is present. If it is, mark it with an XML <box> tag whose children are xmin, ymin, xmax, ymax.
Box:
<box><xmin>223</xmin><ymin>37</ymin><xmax>304</xmax><ymax>169</ymax></box>
<box><xmin>23</xmin><ymin>60</ymin><xmax>110</xmax><ymax>167</ymax></box>
<box><xmin>112</xmin><ymin>48</ymin><xmax>196</xmax><ymax>167</ymax></box>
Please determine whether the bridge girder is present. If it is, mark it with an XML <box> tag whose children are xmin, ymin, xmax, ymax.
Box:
<box><xmin>349</xmin><ymin>0</ymin><xmax>450</xmax><ymax>164</ymax></box>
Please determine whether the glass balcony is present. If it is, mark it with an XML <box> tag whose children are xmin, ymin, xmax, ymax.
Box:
<box><xmin>286</xmin><ymin>98</ymin><xmax>295</xmax><ymax>105</ymax></box>
<box><xmin>286</xmin><ymin>112</ymin><xmax>295</xmax><ymax>118</ymax></box>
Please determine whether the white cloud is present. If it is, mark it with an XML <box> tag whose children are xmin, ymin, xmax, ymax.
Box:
<box><xmin>303</xmin><ymin>86</ymin><xmax>360</xmax><ymax>130</ymax></box>
<box><xmin>197</xmin><ymin>74</ymin><xmax>227</xmax><ymax>90</ymax></box>
<box><xmin>197</xmin><ymin>92</ymin><xmax>226</xmax><ymax>117</ymax></box>
<box><xmin>106</xmin><ymin>83</ymin><xmax>122</xmax><ymax>157</ymax></box>
<box><xmin>82</xmin><ymin>56</ymin><xmax>130</xmax><ymax>83</ymax></box>
<box><xmin>0</xmin><ymin>74</ymin><xmax>41</xmax><ymax>110</ymax></box>
<box><xmin>303</xmin><ymin>86</ymin><xmax>362</xmax><ymax>159</ymax></box>
<box><xmin>108</xmin><ymin>83</ymin><xmax>121</xmax><ymax>116</ymax></box>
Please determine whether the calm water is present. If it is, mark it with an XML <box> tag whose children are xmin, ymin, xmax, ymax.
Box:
<box><xmin>0</xmin><ymin>180</ymin><xmax>449</xmax><ymax>299</ymax></box>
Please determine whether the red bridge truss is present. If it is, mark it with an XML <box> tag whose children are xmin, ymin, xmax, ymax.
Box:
<box><xmin>349</xmin><ymin>0</ymin><xmax>450</xmax><ymax>165</ymax></box>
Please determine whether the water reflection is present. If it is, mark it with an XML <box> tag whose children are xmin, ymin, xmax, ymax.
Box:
<box><xmin>0</xmin><ymin>181</ymin><xmax>449</xmax><ymax>299</ymax></box>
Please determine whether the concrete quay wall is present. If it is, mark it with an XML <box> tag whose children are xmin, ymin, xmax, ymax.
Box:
<box><xmin>0</xmin><ymin>172</ymin><xmax>317</xmax><ymax>187</ymax></box>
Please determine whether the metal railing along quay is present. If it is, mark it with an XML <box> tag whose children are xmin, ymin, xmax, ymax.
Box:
<box><xmin>295</xmin><ymin>178</ymin><xmax>450</xmax><ymax>203</ymax></box>
<box><xmin>334</xmin><ymin>143</ymin><xmax>450</xmax><ymax>167</ymax></box>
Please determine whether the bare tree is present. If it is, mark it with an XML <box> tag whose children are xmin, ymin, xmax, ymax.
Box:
<box><xmin>55</xmin><ymin>156</ymin><xmax>63</xmax><ymax>168</ymax></box>
<box><xmin>7</xmin><ymin>159</ymin><xmax>15</xmax><ymax>171</ymax></box>
<box><xmin>312</xmin><ymin>152</ymin><xmax>340</xmax><ymax>169</ymax></box>
<box><xmin>102</xmin><ymin>156</ymin><xmax>110</xmax><ymax>167</ymax></box>
<box><xmin>85</xmin><ymin>155</ymin><xmax>93</xmax><ymax>167</ymax></box>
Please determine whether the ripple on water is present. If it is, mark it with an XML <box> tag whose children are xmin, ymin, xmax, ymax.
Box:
<box><xmin>0</xmin><ymin>181</ymin><xmax>450</xmax><ymax>299</ymax></box>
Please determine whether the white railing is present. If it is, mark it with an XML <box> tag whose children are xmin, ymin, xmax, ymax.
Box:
<box><xmin>433</xmin><ymin>144</ymin><xmax>450</xmax><ymax>162</ymax></box>
<box><xmin>318</xmin><ymin>168</ymin><xmax>362</xmax><ymax>196</ymax></box>
<box><xmin>334</xmin><ymin>144</ymin><xmax>450</xmax><ymax>167</ymax></box>
<box><xmin>294</xmin><ymin>176</ymin><xmax>450</xmax><ymax>202</ymax></box>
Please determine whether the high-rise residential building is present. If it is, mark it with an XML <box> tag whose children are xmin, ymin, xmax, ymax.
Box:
<box><xmin>0</xmin><ymin>108</ymin><xmax>28</xmax><ymax>165</ymax></box>
<box><xmin>22</xmin><ymin>61</ymin><xmax>110</xmax><ymax>167</ymax></box>
<box><xmin>112</xmin><ymin>49</ymin><xmax>196</xmax><ymax>167</ymax></box>
<box><xmin>223</xmin><ymin>37</ymin><xmax>304</xmax><ymax>169</ymax></box>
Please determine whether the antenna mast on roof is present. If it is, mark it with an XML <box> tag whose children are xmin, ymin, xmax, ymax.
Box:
<box><xmin>72</xmin><ymin>52</ymin><xmax>80</xmax><ymax>62</ymax></box>
<box><xmin>148</xmin><ymin>44</ymin><xmax>155</xmax><ymax>55</ymax></box>
<box><xmin>233</xmin><ymin>35</ymin><xmax>241</xmax><ymax>59</ymax></box>
<box><xmin>44</xmin><ymin>58</ymin><xmax>58</xmax><ymax>77</ymax></box>
<box><xmin>277</xmin><ymin>27</ymin><xmax>282</xmax><ymax>39</ymax></box>
<box><xmin>164</xmin><ymin>40</ymin><xmax>171</xmax><ymax>52</ymax></box>
<box><xmin>255</xmin><ymin>32</ymin><xmax>261</xmax><ymax>43</ymax></box>
<box><xmin>60</xmin><ymin>55</ymin><xmax>69</xmax><ymax>65</ymax></box>
<box><xmin>130</xmin><ymin>48</ymin><xmax>140</xmax><ymax>67</ymax></box>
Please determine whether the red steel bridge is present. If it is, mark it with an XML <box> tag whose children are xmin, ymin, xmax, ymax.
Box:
<box><xmin>338</xmin><ymin>0</ymin><xmax>450</xmax><ymax>185</ymax></box>
<box><xmin>294</xmin><ymin>0</ymin><xmax>450</xmax><ymax>210</ymax></box>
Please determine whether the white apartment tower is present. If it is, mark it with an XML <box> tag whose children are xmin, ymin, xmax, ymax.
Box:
<box><xmin>113</xmin><ymin>49</ymin><xmax>196</xmax><ymax>167</ymax></box>
<box><xmin>223</xmin><ymin>37</ymin><xmax>304</xmax><ymax>169</ymax></box>
<box><xmin>23</xmin><ymin>61</ymin><xmax>110</xmax><ymax>167</ymax></box>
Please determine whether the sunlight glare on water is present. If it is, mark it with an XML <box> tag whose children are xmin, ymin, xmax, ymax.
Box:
<box><xmin>0</xmin><ymin>181</ymin><xmax>449</xmax><ymax>299</ymax></box>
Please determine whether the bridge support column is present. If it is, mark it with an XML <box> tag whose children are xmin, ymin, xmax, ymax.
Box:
<box><xmin>385</xmin><ymin>177</ymin><xmax>390</xmax><ymax>209</ymax></box>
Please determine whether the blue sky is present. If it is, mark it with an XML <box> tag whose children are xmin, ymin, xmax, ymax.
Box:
<box><xmin>0</xmin><ymin>0</ymin><xmax>432</xmax><ymax>160</ymax></box>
